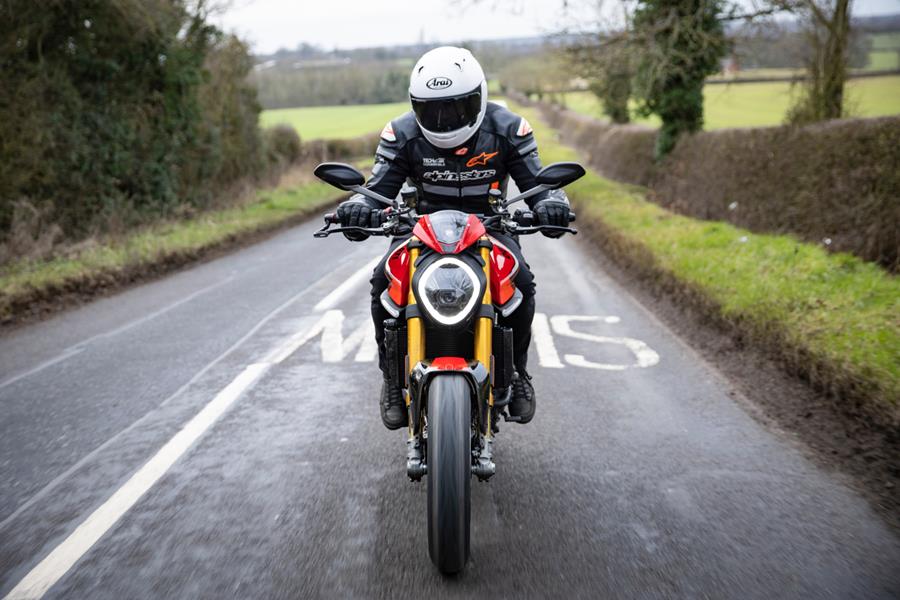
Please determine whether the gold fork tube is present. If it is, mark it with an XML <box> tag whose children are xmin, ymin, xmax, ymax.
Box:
<box><xmin>474</xmin><ymin>241</ymin><xmax>493</xmax><ymax>436</ymax></box>
<box><xmin>406</xmin><ymin>244</ymin><xmax>424</xmax><ymax>409</ymax></box>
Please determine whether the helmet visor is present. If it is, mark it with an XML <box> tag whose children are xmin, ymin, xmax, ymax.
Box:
<box><xmin>411</xmin><ymin>86</ymin><xmax>482</xmax><ymax>134</ymax></box>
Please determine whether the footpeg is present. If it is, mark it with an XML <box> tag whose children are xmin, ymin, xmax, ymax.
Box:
<box><xmin>406</xmin><ymin>437</ymin><xmax>427</xmax><ymax>481</ymax></box>
<box><xmin>502</xmin><ymin>411</ymin><xmax>522</xmax><ymax>423</ymax></box>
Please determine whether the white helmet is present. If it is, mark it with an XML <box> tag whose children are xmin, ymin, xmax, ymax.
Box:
<box><xmin>409</xmin><ymin>46</ymin><xmax>488</xmax><ymax>149</ymax></box>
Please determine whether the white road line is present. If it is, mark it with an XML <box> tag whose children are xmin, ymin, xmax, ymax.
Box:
<box><xmin>0</xmin><ymin>265</ymin><xmax>342</xmax><ymax>533</ymax></box>
<box><xmin>0</xmin><ymin>349</ymin><xmax>85</xmax><ymax>390</ymax></box>
<box><xmin>312</xmin><ymin>256</ymin><xmax>380</xmax><ymax>312</ymax></box>
<box><xmin>0</xmin><ymin>276</ymin><xmax>234</xmax><ymax>390</ymax></box>
<box><xmin>531</xmin><ymin>312</ymin><xmax>564</xmax><ymax>368</ymax></box>
<box><xmin>3</xmin><ymin>251</ymin><xmax>382</xmax><ymax>599</ymax></box>
<box><xmin>3</xmin><ymin>363</ymin><xmax>270</xmax><ymax>600</ymax></box>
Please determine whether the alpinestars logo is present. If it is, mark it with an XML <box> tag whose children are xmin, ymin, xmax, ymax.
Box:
<box><xmin>423</xmin><ymin>169</ymin><xmax>496</xmax><ymax>182</ymax></box>
<box><xmin>466</xmin><ymin>151</ymin><xmax>498</xmax><ymax>168</ymax></box>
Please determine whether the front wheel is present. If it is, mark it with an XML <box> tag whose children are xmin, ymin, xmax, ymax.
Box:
<box><xmin>426</xmin><ymin>374</ymin><xmax>472</xmax><ymax>574</ymax></box>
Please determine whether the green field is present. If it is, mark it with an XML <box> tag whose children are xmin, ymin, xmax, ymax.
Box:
<box><xmin>871</xmin><ymin>31</ymin><xmax>900</xmax><ymax>51</ymax></box>
<box><xmin>867</xmin><ymin>32</ymin><xmax>900</xmax><ymax>70</ymax></box>
<box><xmin>260</xmin><ymin>102</ymin><xmax>409</xmax><ymax>140</ymax></box>
<box><xmin>868</xmin><ymin>50</ymin><xmax>899</xmax><ymax>70</ymax></box>
<box><xmin>559</xmin><ymin>75</ymin><xmax>900</xmax><ymax>129</ymax></box>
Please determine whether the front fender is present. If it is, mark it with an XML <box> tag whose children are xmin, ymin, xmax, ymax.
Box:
<box><xmin>408</xmin><ymin>360</ymin><xmax>490</xmax><ymax>435</ymax></box>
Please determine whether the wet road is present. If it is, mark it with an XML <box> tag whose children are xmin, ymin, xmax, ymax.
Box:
<box><xmin>1</xmin><ymin>214</ymin><xmax>898</xmax><ymax>599</ymax></box>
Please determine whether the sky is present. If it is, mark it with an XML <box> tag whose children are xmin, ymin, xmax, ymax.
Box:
<box><xmin>214</xmin><ymin>0</ymin><xmax>900</xmax><ymax>55</ymax></box>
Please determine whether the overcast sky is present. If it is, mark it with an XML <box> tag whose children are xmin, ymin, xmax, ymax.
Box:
<box><xmin>214</xmin><ymin>0</ymin><xmax>900</xmax><ymax>55</ymax></box>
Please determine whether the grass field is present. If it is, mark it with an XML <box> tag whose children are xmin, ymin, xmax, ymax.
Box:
<box><xmin>260</xmin><ymin>102</ymin><xmax>409</xmax><ymax>140</ymax></box>
<box><xmin>559</xmin><ymin>75</ymin><xmax>900</xmax><ymax>129</ymax></box>
<box><xmin>512</xmin><ymin>102</ymin><xmax>899</xmax><ymax>410</ymax></box>
<box><xmin>868</xmin><ymin>32</ymin><xmax>900</xmax><ymax>70</ymax></box>
<box><xmin>868</xmin><ymin>50</ymin><xmax>900</xmax><ymax>70</ymax></box>
<box><xmin>871</xmin><ymin>31</ymin><xmax>900</xmax><ymax>50</ymax></box>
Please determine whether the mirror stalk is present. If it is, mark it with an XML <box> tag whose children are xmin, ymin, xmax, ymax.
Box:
<box><xmin>349</xmin><ymin>185</ymin><xmax>395</xmax><ymax>207</ymax></box>
<box><xmin>501</xmin><ymin>184</ymin><xmax>552</xmax><ymax>209</ymax></box>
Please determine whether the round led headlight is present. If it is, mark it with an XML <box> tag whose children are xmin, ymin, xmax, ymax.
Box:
<box><xmin>416</xmin><ymin>257</ymin><xmax>482</xmax><ymax>326</ymax></box>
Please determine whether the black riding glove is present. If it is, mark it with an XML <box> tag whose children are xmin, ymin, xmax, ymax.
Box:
<box><xmin>533</xmin><ymin>198</ymin><xmax>572</xmax><ymax>239</ymax></box>
<box><xmin>336</xmin><ymin>197</ymin><xmax>383</xmax><ymax>241</ymax></box>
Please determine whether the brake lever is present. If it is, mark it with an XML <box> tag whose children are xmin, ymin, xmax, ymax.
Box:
<box><xmin>314</xmin><ymin>208</ymin><xmax>400</xmax><ymax>238</ymax></box>
<box><xmin>507</xmin><ymin>224</ymin><xmax>578</xmax><ymax>236</ymax></box>
<box><xmin>313</xmin><ymin>224</ymin><xmax>391</xmax><ymax>238</ymax></box>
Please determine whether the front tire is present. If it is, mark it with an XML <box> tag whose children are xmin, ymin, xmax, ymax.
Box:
<box><xmin>426</xmin><ymin>374</ymin><xmax>471</xmax><ymax>574</ymax></box>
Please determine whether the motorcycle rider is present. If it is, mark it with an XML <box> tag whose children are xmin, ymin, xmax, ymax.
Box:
<box><xmin>335</xmin><ymin>46</ymin><xmax>573</xmax><ymax>430</ymax></box>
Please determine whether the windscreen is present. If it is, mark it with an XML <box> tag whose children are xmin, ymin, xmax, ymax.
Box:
<box><xmin>428</xmin><ymin>210</ymin><xmax>470</xmax><ymax>247</ymax></box>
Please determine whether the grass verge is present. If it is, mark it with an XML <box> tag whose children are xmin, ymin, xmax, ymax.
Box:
<box><xmin>520</xmin><ymin>105</ymin><xmax>900</xmax><ymax>423</ymax></box>
<box><xmin>0</xmin><ymin>172</ymin><xmax>343</xmax><ymax>325</ymax></box>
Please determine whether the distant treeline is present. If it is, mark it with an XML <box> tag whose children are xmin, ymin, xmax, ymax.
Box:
<box><xmin>0</xmin><ymin>0</ymin><xmax>292</xmax><ymax>258</ymax></box>
<box><xmin>730</xmin><ymin>22</ymin><xmax>871</xmax><ymax>70</ymax></box>
<box><xmin>250</xmin><ymin>38</ymin><xmax>553</xmax><ymax>109</ymax></box>
<box><xmin>252</xmin><ymin>61</ymin><xmax>410</xmax><ymax>109</ymax></box>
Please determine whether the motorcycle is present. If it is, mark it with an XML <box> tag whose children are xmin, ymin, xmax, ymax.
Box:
<box><xmin>312</xmin><ymin>160</ymin><xmax>584</xmax><ymax>573</ymax></box>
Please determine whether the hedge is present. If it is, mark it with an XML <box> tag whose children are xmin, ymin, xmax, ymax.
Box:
<box><xmin>535</xmin><ymin>101</ymin><xmax>900</xmax><ymax>271</ymax></box>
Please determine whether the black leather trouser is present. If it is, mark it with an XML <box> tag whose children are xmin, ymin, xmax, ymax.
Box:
<box><xmin>370</xmin><ymin>232</ymin><xmax>536</xmax><ymax>377</ymax></box>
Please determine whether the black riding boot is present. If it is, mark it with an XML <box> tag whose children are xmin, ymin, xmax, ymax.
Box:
<box><xmin>507</xmin><ymin>369</ymin><xmax>536</xmax><ymax>424</ymax></box>
<box><xmin>380</xmin><ymin>379</ymin><xmax>408</xmax><ymax>430</ymax></box>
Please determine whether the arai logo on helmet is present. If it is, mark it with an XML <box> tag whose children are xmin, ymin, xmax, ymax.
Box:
<box><xmin>426</xmin><ymin>77</ymin><xmax>453</xmax><ymax>90</ymax></box>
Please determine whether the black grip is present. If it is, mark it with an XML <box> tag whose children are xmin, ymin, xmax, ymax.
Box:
<box><xmin>513</xmin><ymin>210</ymin><xmax>535</xmax><ymax>226</ymax></box>
<box><xmin>324</xmin><ymin>212</ymin><xmax>338</xmax><ymax>224</ymax></box>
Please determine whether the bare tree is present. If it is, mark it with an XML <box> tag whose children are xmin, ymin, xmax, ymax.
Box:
<box><xmin>563</xmin><ymin>1</ymin><xmax>637</xmax><ymax>124</ymax></box>
<box><xmin>784</xmin><ymin>0</ymin><xmax>853</xmax><ymax>123</ymax></box>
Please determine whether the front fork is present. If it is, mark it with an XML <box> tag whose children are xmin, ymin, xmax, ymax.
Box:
<box><xmin>406</xmin><ymin>242</ymin><xmax>427</xmax><ymax>480</ymax></box>
<box><xmin>472</xmin><ymin>239</ymin><xmax>496</xmax><ymax>480</ymax></box>
<box><xmin>404</xmin><ymin>237</ymin><xmax>496</xmax><ymax>482</ymax></box>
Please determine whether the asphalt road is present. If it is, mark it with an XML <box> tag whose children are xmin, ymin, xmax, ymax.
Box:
<box><xmin>1</xmin><ymin>213</ymin><xmax>898</xmax><ymax>599</ymax></box>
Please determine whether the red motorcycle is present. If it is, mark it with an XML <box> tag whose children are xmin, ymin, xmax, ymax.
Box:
<box><xmin>313</xmin><ymin>160</ymin><xmax>584</xmax><ymax>573</ymax></box>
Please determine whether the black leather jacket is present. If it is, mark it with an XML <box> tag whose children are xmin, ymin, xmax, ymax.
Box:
<box><xmin>361</xmin><ymin>102</ymin><xmax>565</xmax><ymax>214</ymax></box>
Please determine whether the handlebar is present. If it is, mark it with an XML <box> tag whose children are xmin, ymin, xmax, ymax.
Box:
<box><xmin>314</xmin><ymin>208</ymin><xmax>576</xmax><ymax>239</ymax></box>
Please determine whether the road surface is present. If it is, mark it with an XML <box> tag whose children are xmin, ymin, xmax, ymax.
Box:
<box><xmin>1</xmin><ymin>214</ymin><xmax>898</xmax><ymax>599</ymax></box>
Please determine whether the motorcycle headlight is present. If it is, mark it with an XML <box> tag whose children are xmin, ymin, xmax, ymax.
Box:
<box><xmin>416</xmin><ymin>257</ymin><xmax>482</xmax><ymax>326</ymax></box>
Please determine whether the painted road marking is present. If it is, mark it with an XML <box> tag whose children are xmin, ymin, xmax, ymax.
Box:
<box><xmin>307</xmin><ymin>310</ymin><xmax>377</xmax><ymax>363</ymax></box>
<box><xmin>3</xmin><ymin>258</ymin><xmax>382</xmax><ymax>600</ymax></box>
<box><xmin>262</xmin><ymin>310</ymin><xmax>376</xmax><ymax>364</ymax></box>
<box><xmin>551</xmin><ymin>315</ymin><xmax>660</xmax><ymax>370</ymax></box>
<box><xmin>278</xmin><ymin>310</ymin><xmax>659</xmax><ymax>371</ymax></box>
<box><xmin>313</xmin><ymin>256</ymin><xmax>380</xmax><ymax>312</ymax></box>
<box><xmin>3</xmin><ymin>364</ymin><xmax>269</xmax><ymax>600</ymax></box>
<box><xmin>532</xmin><ymin>312</ymin><xmax>564</xmax><ymax>368</ymax></box>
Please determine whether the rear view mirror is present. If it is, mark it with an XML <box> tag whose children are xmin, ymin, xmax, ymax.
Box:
<box><xmin>314</xmin><ymin>162</ymin><xmax>366</xmax><ymax>190</ymax></box>
<box><xmin>535</xmin><ymin>162</ymin><xmax>585</xmax><ymax>188</ymax></box>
